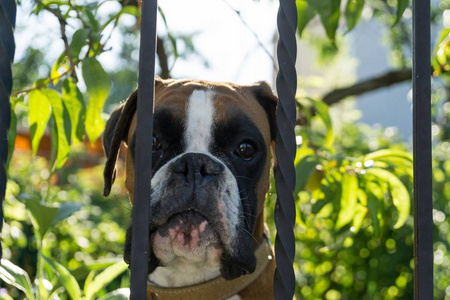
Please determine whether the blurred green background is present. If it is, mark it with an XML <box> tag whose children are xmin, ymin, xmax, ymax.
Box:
<box><xmin>1</xmin><ymin>0</ymin><xmax>450</xmax><ymax>299</ymax></box>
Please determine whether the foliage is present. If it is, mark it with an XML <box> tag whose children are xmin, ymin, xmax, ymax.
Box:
<box><xmin>3</xmin><ymin>0</ymin><xmax>450</xmax><ymax>299</ymax></box>
<box><xmin>2</xmin><ymin>153</ymin><xmax>131</xmax><ymax>299</ymax></box>
<box><xmin>266</xmin><ymin>98</ymin><xmax>414</xmax><ymax>299</ymax></box>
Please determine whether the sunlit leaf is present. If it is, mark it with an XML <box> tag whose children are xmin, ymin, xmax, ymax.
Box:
<box><xmin>336</xmin><ymin>173</ymin><xmax>358</xmax><ymax>229</ymax></box>
<box><xmin>62</xmin><ymin>78</ymin><xmax>86</xmax><ymax>145</ymax></box>
<box><xmin>365</xmin><ymin>168</ymin><xmax>410</xmax><ymax>228</ymax></box>
<box><xmin>294</xmin><ymin>151</ymin><xmax>320</xmax><ymax>197</ymax></box>
<box><xmin>394</xmin><ymin>0</ymin><xmax>409</xmax><ymax>26</ymax></box>
<box><xmin>28</xmin><ymin>89</ymin><xmax>52</xmax><ymax>155</ymax></box>
<box><xmin>50</xmin><ymin>52</ymin><xmax>67</xmax><ymax>85</ymax></box>
<box><xmin>121</xmin><ymin>5</ymin><xmax>140</xmax><ymax>18</ymax></box>
<box><xmin>0</xmin><ymin>259</ymin><xmax>35</xmax><ymax>300</ymax></box>
<box><xmin>84</xmin><ymin>270</ymin><xmax>96</xmax><ymax>295</ymax></box>
<box><xmin>24</xmin><ymin>198</ymin><xmax>59</xmax><ymax>240</ymax></box>
<box><xmin>308</xmin><ymin>0</ymin><xmax>341</xmax><ymax>41</ymax></box>
<box><xmin>352</xmin><ymin>203</ymin><xmax>367</xmax><ymax>233</ymax></box>
<box><xmin>85</xmin><ymin>9</ymin><xmax>100</xmax><ymax>32</ymax></box>
<box><xmin>345</xmin><ymin>0</ymin><xmax>364</xmax><ymax>32</ymax></box>
<box><xmin>41</xmin><ymin>254</ymin><xmax>81</xmax><ymax>300</ymax></box>
<box><xmin>70</xmin><ymin>28</ymin><xmax>90</xmax><ymax>60</ymax></box>
<box><xmin>52</xmin><ymin>202</ymin><xmax>82</xmax><ymax>225</ymax></box>
<box><xmin>98</xmin><ymin>288</ymin><xmax>130</xmax><ymax>300</ymax></box>
<box><xmin>306</xmin><ymin>98</ymin><xmax>334</xmax><ymax>148</ymax></box>
<box><xmin>7</xmin><ymin>100</ymin><xmax>18</xmax><ymax>170</ymax></box>
<box><xmin>85</xmin><ymin>257</ymin><xmax>124</xmax><ymax>271</ymax></box>
<box><xmin>305</xmin><ymin>168</ymin><xmax>325</xmax><ymax>191</ymax></box>
<box><xmin>366</xmin><ymin>181</ymin><xmax>382</xmax><ymax>236</ymax></box>
<box><xmin>43</xmin><ymin>88</ymin><xmax>71</xmax><ymax>170</ymax></box>
<box><xmin>84</xmin><ymin>261</ymin><xmax>128</xmax><ymax>300</ymax></box>
<box><xmin>363</xmin><ymin>149</ymin><xmax>412</xmax><ymax>162</ymax></box>
<box><xmin>82</xmin><ymin>57</ymin><xmax>110</xmax><ymax>144</ymax></box>
<box><xmin>296</xmin><ymin>0</ymin><xmax>317</xmax><ymax>37</ymax></box>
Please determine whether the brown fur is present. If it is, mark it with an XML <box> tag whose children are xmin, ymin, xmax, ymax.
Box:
<box><xmin>103</xmin><ymin>78</ymin><xmax>278</xmax><ymax>299</ymax></box>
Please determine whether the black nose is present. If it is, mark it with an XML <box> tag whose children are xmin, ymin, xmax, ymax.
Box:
<box><xmin>171</xmin><ymin>153</ymin><xmax>224</xmax><ymax>185</ymax></box>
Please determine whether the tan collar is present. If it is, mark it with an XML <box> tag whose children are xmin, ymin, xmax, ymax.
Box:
<box><xmin>147</xmin><ymin>236</ymin><xmax>273</xmax><ymax>300</ymax></box>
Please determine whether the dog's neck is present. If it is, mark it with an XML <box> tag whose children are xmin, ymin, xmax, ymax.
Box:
<box><xmin>149</xmin><ymin>257</ymin><xmax>221</xmax><ymax>287</ymax></box>
<box><xmin>149</xmin><ymin>211</ymin><xmax>266</xmax><ymax>288</ymax></box>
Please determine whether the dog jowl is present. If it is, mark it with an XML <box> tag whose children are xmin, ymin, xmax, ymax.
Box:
<box><xmin>103</xmin><ymin>78</ymin><xmax>277</xmax><ymax>291</ymax></box>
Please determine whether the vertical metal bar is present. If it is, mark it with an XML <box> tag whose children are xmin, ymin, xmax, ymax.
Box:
<box><xmin>130</xmin><ymin>0</ymin><xmax>158</xmax><ymax>298</ymax></box>
<box><xmin>274</xmin><ymin>0</ymin><xmax>297</xmax><ymax>299</ymax></box>
<box><xmin>0</xmin><ymin>0</ymin><xmax>16</xmax><ymax>260</ymax></box>
<box><xmin>412</xmin><ymin>0</ymin><xmax>433</xmax><ymax>298</ymax></box>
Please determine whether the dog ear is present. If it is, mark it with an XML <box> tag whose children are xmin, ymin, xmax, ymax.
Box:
<box><xmin>103</xmin><ymin>89</ymin><xmax>138</xmax><ymax>197</ymax></box>
<box><xmin>247</xmin><ymin>81</ymin><xmax>278</xmax><ymax>141</ymax></box>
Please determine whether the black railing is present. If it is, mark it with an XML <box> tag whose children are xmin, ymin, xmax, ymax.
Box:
<box><xmin>0</xmin><ymin>0</ymin><xmax>16</xmax><ymax>260</ymax></box>
<box><xmin>412</xmin><ymin>0</ymin><xmax>433</xmax><ymax>298</ymax></box>
<box><xmin>0</xmin><ymin>0</ymin><xmax>434</xmax><ymax>299</ymax></box>
<box><xmin>130</xmin><ymin>0</ymin><xmax>158</xmax><ymax>298</ymax></box>
<box><xmin>273</xmin><ymin>0</ymin><xmax>297</xmax><ymax>298</ymax></box>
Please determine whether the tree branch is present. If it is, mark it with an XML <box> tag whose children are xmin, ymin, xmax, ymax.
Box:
<box><xmin>322</xmin><ymin>69</ymin><xmax>412</xmax><ymax>105</ymax></box>
<box><xmin>157</xmin><ymin>36</ymin><xmax>171</xmax><ymax>79</ymax></box>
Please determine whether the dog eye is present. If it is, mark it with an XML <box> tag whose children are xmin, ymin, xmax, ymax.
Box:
<box><xmin>236</xmin><ymin>142</ymin><xmax>256</xmax><ymax>160</ymax></box>
<box><xmin>152</xmin><ymin>136</ymin><xmax>161</xmax><ymax>151</ymax></box>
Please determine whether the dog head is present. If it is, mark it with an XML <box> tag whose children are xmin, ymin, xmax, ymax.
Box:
<box><xmin>103</xmin><ymin>78</ymin><xmax>277</xmax><ymax>282</ymax></box>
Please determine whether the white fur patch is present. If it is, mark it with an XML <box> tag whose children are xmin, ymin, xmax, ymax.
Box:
<box><xmin>185</xmin><ymin>90</ymin><xmax>215</xmax><ymax>152</ymax></box>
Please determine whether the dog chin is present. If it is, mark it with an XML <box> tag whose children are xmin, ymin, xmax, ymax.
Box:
<box><xmin>151</xmin><ymin>210</ymin><xmax>223</xmax><ymax>266</ymax></box>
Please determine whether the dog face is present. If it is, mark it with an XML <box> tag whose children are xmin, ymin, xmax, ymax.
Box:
<box><xmin>103</xmin><ymin>78</ymin><xmax>277</xmax><ymax>284</ymax></box>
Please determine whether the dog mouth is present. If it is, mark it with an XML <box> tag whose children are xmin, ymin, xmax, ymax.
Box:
<box><xmin>156</xmin><ymin>210</ymin><xmax>221</xmax><ymax>246</ymax></box>
<box><xmin>151</xmin><ymin>210</ymin><xmax>224</xmax><ymax>265</ymax></box>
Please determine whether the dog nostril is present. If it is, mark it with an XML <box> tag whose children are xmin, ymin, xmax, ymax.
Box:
<box><xmin>200</xmin><ymin>165</ymin><xmax>207</xmax><ymax>176</ymax></box>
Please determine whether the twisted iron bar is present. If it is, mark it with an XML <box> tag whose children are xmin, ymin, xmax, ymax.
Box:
<box><xmin>0</xmin><ymin>0</ymin><xmax>16</xmax><ymax>260</ymax></box>
<box><xmin>130</xmin><ymin>0</ymin><xmax>158</xmax><ymax>298</ymax></box>
<box><xmin>274</xmin><ymin>0</ymin><xmax>297</xmax><ymax>299</ymax></box>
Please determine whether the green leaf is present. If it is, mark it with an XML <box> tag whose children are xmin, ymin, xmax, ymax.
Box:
<box><xmin>345</xmin><ymin>0</ymin><xmax>364</xmax><ymax>32</ymax></box>
<box><xmin>97</xmin><ymin>288</ymin><xmax>130</xmax><ymax>300</ymax></box>
<box><xmin>363</xmin><ymin>149</ymin><xmax>412</xmax><ymax>163</ymax></box>
<box><xmin>294</xmin><ymin>148</ymin><xmax>320</xmax><ymax>197</ymax></box>
<box><xmin>52</xmin><ymin>202</ymin><xmax>82</xmax><ymax>225</ymax></box>
<box><xmin>7</xmin><ymin>101</ymin><xmax>17</xmax><ymax>170</ymax></box>
<box><xmin>366</xmin><ymin>182</ymin><xmax>381</xmax><ymax>236</ymax></box>
<box><xmin>394</xmin><ymin>0</ymin><xmax>409</xmax><ymax>26</ymax></box>
<box><xmin>62</xmin><ymin>78</ymin><xmax>86</xmax><ymax>145</ymax></box>
<box><xmin>82</xmin><ymin>57</ymin><xmax>110</xmax><ymax>144</ymax></box>
<box><xmin>24</xmin><ymin>198</ymin><xmax>59</xmax><ymax>240</ymax></box>
<box><xmin>41</xmin><ymin>255</ymin><xmax>82</xmax><ymax>300</ymax></box>
<box><xmin>85</xmin><ymin>257</ymin><xmax>124</xmax><ymax>271</ymax></box>
<box><xmin>308</xmin><ymin>0</ymin><xmax>341</xmax><ymax>41</ymax></box>
<box><xmin>336</xmin><ymin>173</ymin><xmax>358</xmax><ymax>229</ymax></box>
<box><xmin>28</xmin><ymin>89</ymin><xmax>52</xmax><ymax>155</ymax></box>
<box><xmin>50</xmin><ymin>52</ymin><xmax>67</xmax><ymax>85</ymax></box>
<box><xmin>296</xmin><ymin>0</ymin><xmax>317</xmax><ymax>37</ymax></box>
<box><xmin>84</xmin><ymin>261</ymin><xmax>128</xmax><ymax>300</ymax></box>
<box><xmin>70</xmin><ymin>28</ymin><xmax>90</xmax><ymax>60</ymax></box>
<box><xmin>352</xmin><ymin>203</ymin><xmax>367</xmax><ymax>233</ymax></box>
<box><xmin>121</xmin><ymin>5</ymin><xmax>140</xmax><ymax>18</ymax></box>
<box><xmin>84</xmin><ymin>270</ymin><xmax>96</xmax><ymax>292</ymax></box>
<box><xmin>365</xmin><ymin>168</ymin><xmax>410</xmax><ymax>228</ymax></box>
<box><xmin>0</xmin><ymin>259</ymin><xmax>35</xmax><ymax>300</ymax></box>
<box><xmin>44</xmin><ymin>88</ymin><xmax>71</xmax><ymax>170</ymax></box>
<box><xmin>85</xmin><ymin>8</ymin><xmax>100</xmax><ymax>32</ymax></box>
<box><xmin>304</xmin><ymin>98</ymin><xmax>334</xmax><ymax>148</ymax></box>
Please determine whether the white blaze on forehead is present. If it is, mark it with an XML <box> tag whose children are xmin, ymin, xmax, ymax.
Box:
<box><xmin>185</xmin><ymin>89</ymin><xmax>215</xmax><ymax>152</ymax></box>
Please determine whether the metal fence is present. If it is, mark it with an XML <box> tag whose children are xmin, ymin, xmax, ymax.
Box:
<box><xmin>0</xmin><ymin>0</ymin><xmax>433</xmax><ymax>299</ymax></box>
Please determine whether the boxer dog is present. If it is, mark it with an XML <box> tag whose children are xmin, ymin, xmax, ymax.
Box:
<box><xmin>103</xmin><ymin>78</ymin><xmax>277</xmax><ymax>299</ymax></box>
